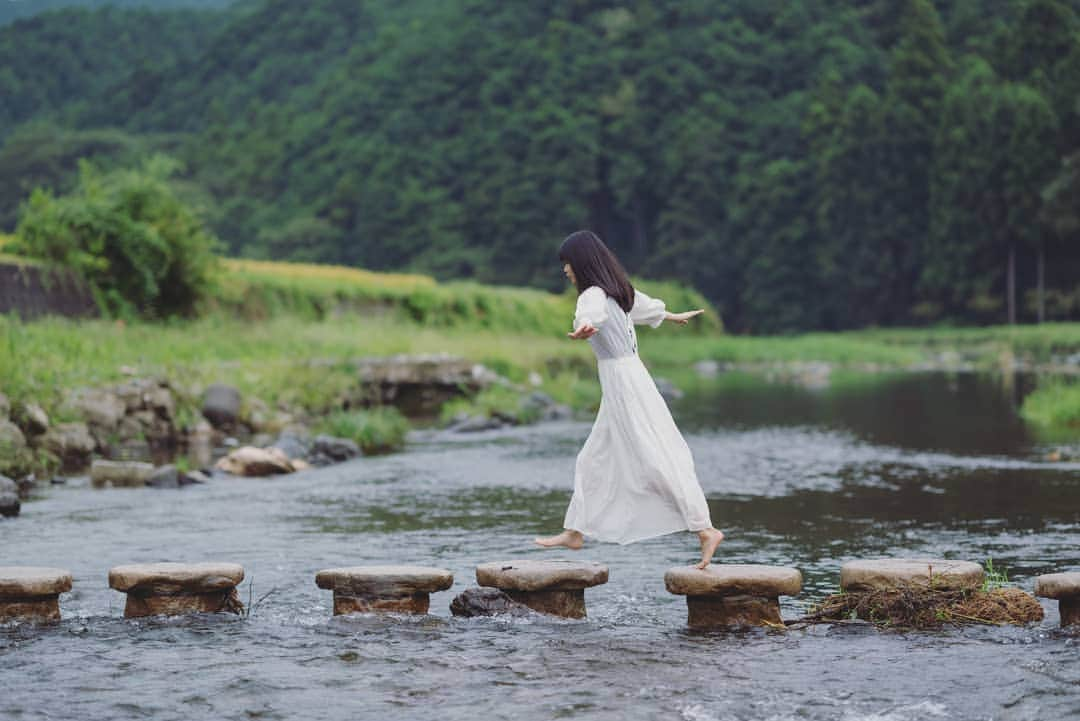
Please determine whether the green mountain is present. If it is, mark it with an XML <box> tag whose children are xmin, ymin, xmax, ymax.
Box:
<box><xmin>2</xmin><ymin>0</ymin><xmax>1079</xmax><ymax>331</ymax></box>
<box><xmin>0</xmin><ymin>0</ymin><xmax>234</xmax><ymax>26</ymax></box>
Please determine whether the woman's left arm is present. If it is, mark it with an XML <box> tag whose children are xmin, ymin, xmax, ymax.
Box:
<box><xmin>665</xmin><ymin>309</ymin><xmax>705</xmax><ymax>325</ymax></box>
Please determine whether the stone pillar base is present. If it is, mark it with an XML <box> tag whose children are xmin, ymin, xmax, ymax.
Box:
<box><xmin>1061</xmin><ymin>597</ymin><xmax>1079</xmax><ymax>627</ymax></box>
<box><xmin>332</xmin><ymin>592</ymin><xmax>430</xmax><ymax>615</ymax></box>
<box><xmin>506</xmin><ymin>589</ymin><xmax>586</xmax><ymax>619</ymax></box>
<box><xmin>0</xmin><ymin>595</ymin><xmax>61</xmax><ymax>623</ymax></box>
<box><xmin>686</xmin><ymin>594</ymin><xmax>781</xmax><ymax>628</ymax></box>
<box><xmin>124</xmin><ymin>588</ymin><xmax>242</xmax><ymax>618</ymax></box>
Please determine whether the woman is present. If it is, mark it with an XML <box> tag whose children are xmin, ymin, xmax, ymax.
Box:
<box><xmin>535</xmin><ymin>230</ymin><xmax>725</xmax><ymax>569</ymax></box>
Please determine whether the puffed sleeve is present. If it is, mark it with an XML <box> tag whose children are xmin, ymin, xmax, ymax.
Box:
<box><xmin>628</xmin><ymin>288</ymin><xmax>666</xmax><ymax>328</ymax></box>
<box><xmin>573</xmin><ymin>286</ymin><xmax>609</xmax><ymax>330</ymax></box>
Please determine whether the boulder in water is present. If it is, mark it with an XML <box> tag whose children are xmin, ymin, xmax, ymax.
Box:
<box><xmin>450</xmin><ymin>587</ymin><xmax>534</xmax><ymax>617</ymax></box>
<box><xmin>215</xmin><ymin>446</ymin><xmax>294</xmax><ymax>476</ymax></box>
<box><xmin>0</xmin><ymin>475</ymin><xmax>20</xmax><ymax>518</ymax></box>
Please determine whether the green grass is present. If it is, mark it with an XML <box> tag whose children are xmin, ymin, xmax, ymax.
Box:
<box><xmin>981</xmin><ymin>558</ymin><xmax>1011</xmax><ymax>591</ymax></box>
<box><xmin>1020</xmin><ymin>378</ymin><xmax>1080</xmax><ymax>428</ymax></box>
<box><xmin>315</xmin><ymin>407</ymin><xmax>411</xmax><ymax>455</ymax></box>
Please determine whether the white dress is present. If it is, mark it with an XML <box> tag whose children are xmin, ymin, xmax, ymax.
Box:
<box><xmin>563</xmin><ymin>285</ymin><xmax>713</xmax><ymax>544</ymax></box>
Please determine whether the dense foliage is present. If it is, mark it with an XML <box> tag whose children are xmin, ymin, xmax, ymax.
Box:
<box><xmin>0</xmin><ymin>0</ymin><xmax>232</xmax><ymax>26</ymax></box>
<box><xmin>12</xmin><ymin>157</ymin><xmax>220</xmax><ymax>318</ymax></box>
<box><xmin>2</xmin><ymin>0</ymin><xmax>1079</xmax><ymax>332</ymax></box>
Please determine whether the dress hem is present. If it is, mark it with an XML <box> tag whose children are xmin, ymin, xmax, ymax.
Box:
<box><xmin>565</xmin><ymin>522</ymin><xmax>706</xmax><ymax>546</ymax></box>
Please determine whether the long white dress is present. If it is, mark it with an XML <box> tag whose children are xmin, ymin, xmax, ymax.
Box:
<box><xmin>562</xmin><ymin>285</ymin><xmax>713</xmax><ymax>544</ymax></box>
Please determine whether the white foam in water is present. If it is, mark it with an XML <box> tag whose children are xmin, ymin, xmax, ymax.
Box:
<box><xmin>842</xmin><ymin>700</ymin><xmax>950</xmax><ymax>721</ymax></box>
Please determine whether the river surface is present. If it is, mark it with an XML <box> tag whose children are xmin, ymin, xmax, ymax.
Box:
<box><xmin>2</xmin><ymin>371</ymin><xmax>1079</xmax><ymax>721</ymax></box>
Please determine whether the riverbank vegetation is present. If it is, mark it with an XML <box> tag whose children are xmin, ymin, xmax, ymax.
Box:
<box><xmin>2</xmin><ymin>0</ymin><xmax>1080</xmax><ymax>333</ymax></box>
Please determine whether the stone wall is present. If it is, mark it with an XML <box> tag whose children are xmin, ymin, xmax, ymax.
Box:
<box><xmin>0</xmin><ymin>263</ymin><xmax>97</xmax><ymax>319</ymax></box>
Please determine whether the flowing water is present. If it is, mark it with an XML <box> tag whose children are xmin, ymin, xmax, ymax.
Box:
<box><xmin>2</xmin><ymin>370</ymin><xmax>1079</xmax><ymax>721</ymax></box>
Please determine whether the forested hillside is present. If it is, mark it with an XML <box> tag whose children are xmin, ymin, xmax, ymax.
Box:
<box><xmin>2</xmin><ymin>0</ymin><xmax>1079</xmax><ymax>332</ymax></box>
<box><xmin>0</xmin><ymin>0</ymin><xmax>233</xmax><ymax>26</ymax></box>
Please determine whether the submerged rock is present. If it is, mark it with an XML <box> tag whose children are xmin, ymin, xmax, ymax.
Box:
<box><xmin>450</xmin><ymin>587</ymin><xmax>534</xmax><ymax>618</ymax></box>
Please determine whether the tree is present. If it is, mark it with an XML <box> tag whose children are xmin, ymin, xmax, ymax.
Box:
<box><xmin>13</xmin><ymin>156</ymin><xmax>219</xmax><ymax>318</ymax></box>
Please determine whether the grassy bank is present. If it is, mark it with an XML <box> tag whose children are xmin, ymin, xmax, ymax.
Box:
<box><xmin>3</xmin><ymin>252</ymin><xmax>1080</xmax><ymax>441</ymax></box>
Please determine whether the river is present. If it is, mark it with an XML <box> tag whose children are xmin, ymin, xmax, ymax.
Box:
<box><xmin>2</xmin><ymin>370</ymin><xmax>1078</xmax><ymax>720</ymax></box>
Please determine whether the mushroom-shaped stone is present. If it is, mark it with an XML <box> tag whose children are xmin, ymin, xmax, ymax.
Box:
<box><xmin>841</xmin><ymin>558</ymin><xmax>984</xmax><ymax>592</ymax></box>
<box><xmin>315</xmin><ymin>566</ymin><xmax>453</xmax><ymax>615</ymax></box>
<box><xmin>108</xmin><ymin>562</ymin><xmax>245</xmax><ymax>618</ymax></box>
<box><xmin>0</xmin><ymin>567</ymin><xmax>73</xmax><ymax>623</ymax></box>
<box><xmin>665</xmin><ymin>564</ymin><xmax>802</xmax><ymax>628</ymax></box>
<box><xmin>475</xmin><ymin>560</ymin><xmax>608</xmax><ymax>619</ymax></box>
<box><xmin>1034</xmin><ymin>571</ymin><xmax>1080</xmax><ymax>627</ymax></box>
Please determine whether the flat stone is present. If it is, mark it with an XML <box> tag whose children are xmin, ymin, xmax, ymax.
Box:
<box><xmin>109</xmin><ymin>562</ymin><xmax>244</xmax><ymax>594</ymax></box>
<box><xmin>122</xmin><ymin>590</ymin><xmax>242</xmax><ymax>618</ymax></box>
<box><xmin>1034</xmin><ymin>572</ymin><xmax>1080</xmax><ymax>599</ymax></box>
<box><xmin>665</xmin><ymin>565</ymin><xmax>803</xmax><ymax>598</ymax></box>
<box><xmin>316</xmin><ymin>566</ymin><xmax>453</xmax><ymax>596</ymax></box>
<box><xmin>841</xmin><ymin>558</ymin><xmax>984</xmax><ymax>592</ymax></box>
<box><xmin>91</xmin><ymin>459</ymin><xmax>155</xmax><ymax>488</ymax></box>
<box><xmin>476</xmin><ymin>560</ymin><xmax>608</xmax><ymax>592</ymax></box>
<box><xmin>0</xmin><ymin>567</ymin><xmax>73</xmax><ymax>597</ymax></box>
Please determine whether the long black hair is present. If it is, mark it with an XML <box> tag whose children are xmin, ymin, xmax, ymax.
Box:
<box><xmin>558</xmin><ymin>230</ymin><xmax>635</xmax><ymax>313</ymax></box>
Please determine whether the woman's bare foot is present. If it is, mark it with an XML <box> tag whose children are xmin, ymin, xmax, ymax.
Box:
<box><xmin>534</xmin><ymin>529</ymin><xmax>584</xmax><ymax>550</ymax></box>
<box><xmin>695</xmin><ymin>528</ymin><xmax>725</xmax><ymax>569</ymax></box>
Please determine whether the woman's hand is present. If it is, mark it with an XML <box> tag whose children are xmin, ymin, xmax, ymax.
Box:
<box><xmin>666</xmin><ymin>309</ymin><xmax>705</xmax><ymax>325</ymax></box>
<box><xmin>567</xmin><ymin>323</ymin><xmax>599</xmax><ymax>340</ymax></box>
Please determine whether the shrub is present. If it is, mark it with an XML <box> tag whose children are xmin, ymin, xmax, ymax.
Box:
<box><xmin>12</xmin><ymin>156</ymin><xmax>219</xmax><ymax>318</ymax></box>
<box><xmin>316</xmin><ymin>407</ymin><xmax>411</xmax><ymax>455</ymax></box>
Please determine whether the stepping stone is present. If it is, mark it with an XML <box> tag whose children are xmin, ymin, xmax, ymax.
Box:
<box><xmin>0</xmin><ymin>567</ymin><xmax>72</xmax><ymax>623</ymax></box>
<box><xmin>108</xmin><ymin>562</ymin><xmax>244</xmax><ymax>618</ymax></box>
<box><xmin>840</xmin><ymin>558</ymin><xmax>984</xmax><ymax>592</ymax></box>
<box><xmin>1034</xmin><ymin>571</ymin><xmax>1080</xmax><ymax>627</ymax></box>
<box><xmin>315</xmin><ymin>566</ymin><xmax>453</xmax><ymax>615</ymax></box>
<box><xmin>665</xmin><ymin>564</ymin><xmax>802</xmax><ymax>628</ymax></box>
<box><xmin>475</xmin><ymin>560</ymin><xmax>608</xmax><ymax>619</ymax></box>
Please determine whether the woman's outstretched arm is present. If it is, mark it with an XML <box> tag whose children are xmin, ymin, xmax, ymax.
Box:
<box><xmin>664</xmin><ymin>309</ymin><xmax>705</xmax><ymax>325</ymax></box>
